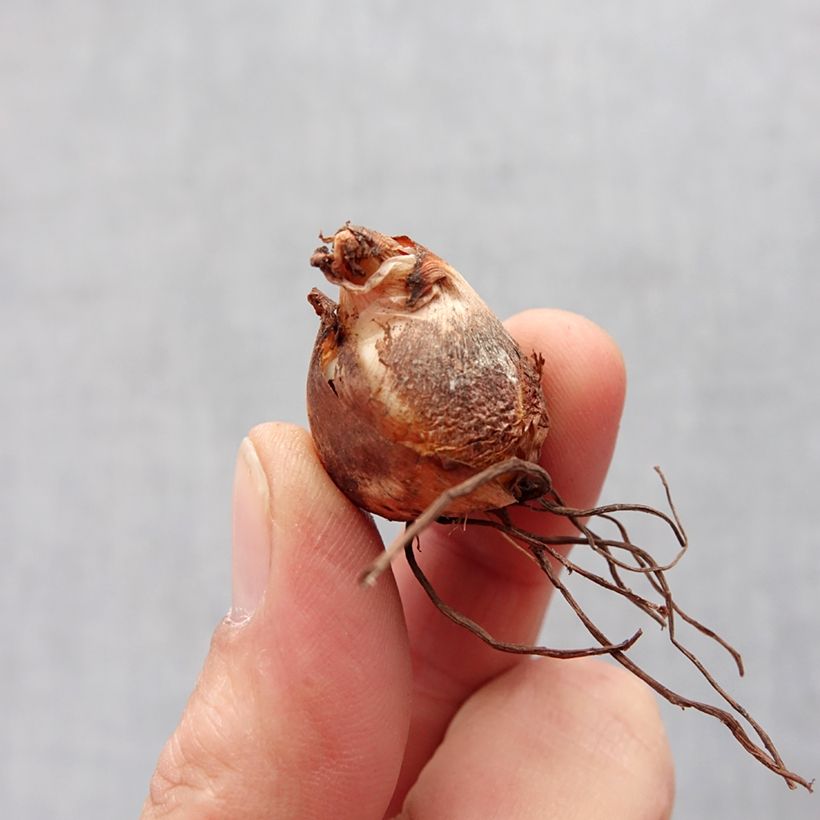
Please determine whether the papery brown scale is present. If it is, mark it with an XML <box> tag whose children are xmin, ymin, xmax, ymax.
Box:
<box><xmin>307</xmin><ymin>225</ymin><xmax>549</xmax><ymax>521</ymax></box>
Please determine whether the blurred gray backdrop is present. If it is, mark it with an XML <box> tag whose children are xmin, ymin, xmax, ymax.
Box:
<box><xmin>2</xmin><ymin>2</ymin><xmax>818</xmax><ymax>818</ymax></box>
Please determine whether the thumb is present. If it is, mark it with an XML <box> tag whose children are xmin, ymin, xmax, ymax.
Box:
<box><xmin>142</xmin><ymin>424</ymin><xmax>412</xmax><ymax>819</ymax></box>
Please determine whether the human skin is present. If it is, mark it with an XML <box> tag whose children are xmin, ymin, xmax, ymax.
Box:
<box><xmin>141</xmin><ymin>309</ymin><xmax>675</xmax><ymax>819</ymax></box>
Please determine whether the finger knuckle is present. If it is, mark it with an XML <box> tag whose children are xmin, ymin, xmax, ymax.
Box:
<box><xmin>144</xmin><ymin>693</ymin><xmax>238</xmax><ymax>818</ymax></box>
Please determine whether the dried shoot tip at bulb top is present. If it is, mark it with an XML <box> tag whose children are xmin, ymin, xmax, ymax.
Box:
<box><xmin>307</xmin><ymin>224</ymin><xmax>549</xmax><ymax>521</ymax></box>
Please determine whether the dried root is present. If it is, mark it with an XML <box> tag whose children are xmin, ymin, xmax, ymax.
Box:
<box><xmin>362</xmin><ymin>459</ymin><xmax>813</xmax><ymax>792</ymax></box>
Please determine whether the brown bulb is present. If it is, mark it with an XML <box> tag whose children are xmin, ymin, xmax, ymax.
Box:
<box><xmin>306</xmin><ymin>224</ymin><xmax>549</xmax><ymax>521</ymax></box>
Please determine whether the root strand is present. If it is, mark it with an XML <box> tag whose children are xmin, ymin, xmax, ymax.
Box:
<box><xmin>364</xmin><ymin>458</ymin><xmax>811</xmax><ymax>792</ymax></box>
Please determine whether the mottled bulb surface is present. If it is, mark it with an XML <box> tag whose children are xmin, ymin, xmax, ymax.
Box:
<box><xmin>307</xmin><ymin>224</ymin><xmax>549</xmax><ymax>521</ymax></box>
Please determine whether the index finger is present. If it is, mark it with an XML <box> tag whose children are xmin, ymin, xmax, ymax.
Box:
<box><xmin>388</xmin><ymin>308</ymin><xmax>626</xmax><ymax>811</ymax></box>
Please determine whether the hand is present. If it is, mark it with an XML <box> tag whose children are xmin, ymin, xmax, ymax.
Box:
<box><xmin>141</xmin><ymin>309</ymin><xmax>674</xmax><ymax>819</ymax></box>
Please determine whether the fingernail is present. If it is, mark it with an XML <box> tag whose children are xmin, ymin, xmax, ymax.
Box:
<box><xmin>229</xmin><ymin>437</ymin><xmax>272</xmax><ymax>624</ymax></box>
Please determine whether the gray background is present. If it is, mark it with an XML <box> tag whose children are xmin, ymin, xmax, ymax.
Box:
<box><xmin>2</xmin><ymin>1</ymin><xmax>818</xmax><ymax>817</ymax></box>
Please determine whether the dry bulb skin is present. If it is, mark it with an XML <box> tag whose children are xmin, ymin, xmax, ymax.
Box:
<box><xmin>307</xmin><ymin>224</ymin><xmax>549</xmax><ymax>521</ymax></box>
<box><xmin>306</xmin><ymin>223</ymin><xmax>812</xmax><ymax>792</ymax></box>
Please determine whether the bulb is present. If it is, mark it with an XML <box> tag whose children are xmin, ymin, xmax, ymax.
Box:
<box><xmin>307</xmin><ymin>224</ymin><xmax>549</xmax><ymax>521</ymax></box>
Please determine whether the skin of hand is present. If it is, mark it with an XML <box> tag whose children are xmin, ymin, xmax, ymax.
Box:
<box><xmin>141</xmin><ymin>309</ymin><xmax>675</xmax><ymax>820</ymax></box>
